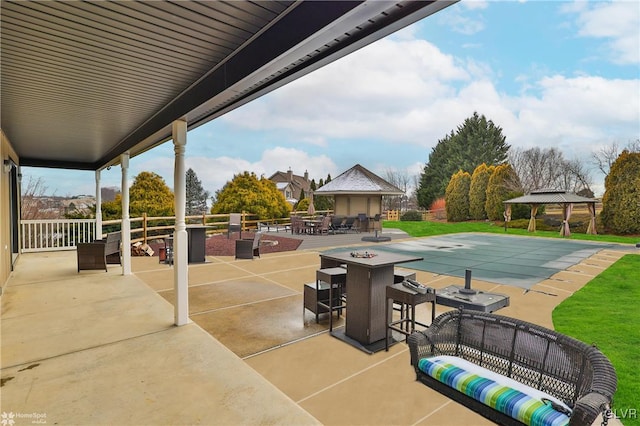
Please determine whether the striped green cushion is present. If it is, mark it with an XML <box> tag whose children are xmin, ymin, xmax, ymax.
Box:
<box><xmin>418</xmin><ymin>357</ymin><xmax>570</xmax><ymax>426</ymax></box>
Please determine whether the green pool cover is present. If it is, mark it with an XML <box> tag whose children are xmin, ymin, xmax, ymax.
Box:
<box><xmin>326</xmin><ymin>233</ymin><xmax>614</xmax><ymax>289</ymax></box>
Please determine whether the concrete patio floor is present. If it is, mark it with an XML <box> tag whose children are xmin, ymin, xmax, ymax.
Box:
<box><xmin>1</xmin><ymin>231</ymin><xmax>629</xmax><ymax>425</ymax></box>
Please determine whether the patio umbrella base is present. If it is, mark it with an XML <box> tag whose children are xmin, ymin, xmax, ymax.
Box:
<box><xmin>361</xmin><ymin>236</ymin><xmax>392</xmax><ymax>242</ymax></box>
<box><xmin>361</xmin><ymin>231</ymin><xmax>391</xmax><ymax>243</ymax></box>
<box><xmin>436</xmin><ymin>285</ymin><xmax>510</xmax><ymax>313</ymax></box>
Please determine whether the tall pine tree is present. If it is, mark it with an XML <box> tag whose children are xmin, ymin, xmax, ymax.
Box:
<box><xmin>186</xmin><ymin>168</ymin><xmax>209</xmax><ymax>215</ymax></box>
<box><xmin>417</xmin><ymin>112</ymin><xmax>510</xmax><ymax>208</ymax></box>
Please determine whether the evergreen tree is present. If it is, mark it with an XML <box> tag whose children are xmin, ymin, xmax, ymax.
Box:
<box><xmin>417</xmin><ymin>112</ymin><xmax>510</xmax><ymax>208</ymax></box>
<box><xmin>185</xmin><ymin>168</ymin><xmax>209</xmax><ymax>215</ymax></box>
<box><xmin>445</xmin><ymin>170</ymin><xmax>471</xmax><ymax>222</ymax></box>
<box><xmin>485</xmin><ymin>164</ymin><xmax>518</xmax><ymax>221</ymax></box>
<box><xmin>314</xmin><ymin>177</ymin><xmax>333</xmax><ymax>212</ymax></box>
<box><xmin>601</xmin><ymin>151</ymin><xmax>640</xmax><ymax>234</ymax></box>
<box><xmin>211</xmin><ymin>171</ymin><xmax>291</xmax><ymax>219</ymax></box>
<box><xmin>417</xmin><ymin>132</ymin><xmax>455</xmax><ymax>209</ymax></box>
<box><xmin>469</xmin><ymin>164</ymin><xmax>495</xmax><ymax>220</ymax></box>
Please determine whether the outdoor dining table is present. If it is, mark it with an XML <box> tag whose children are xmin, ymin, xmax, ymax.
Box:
<box><xmin>319</xmin><ymin>250</ymin><xmax>423</xmax><ymax>353</ymax></box>
<box><xmin>304</xmin><ymin>219</ymin><xmax>322</xmax><ymax>234</ymax></box>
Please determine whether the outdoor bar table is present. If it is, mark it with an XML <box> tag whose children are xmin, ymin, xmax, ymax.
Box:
<box><xmin>319</xmin><ymin>250</ymin><xmax>423</xmax><ymax>353</ymax></box>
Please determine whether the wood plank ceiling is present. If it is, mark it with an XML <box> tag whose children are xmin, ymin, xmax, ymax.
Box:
<box><xmin>1</xmin><ymin>0</ymin><xmax>454</xmax><ymax>170</ymax></box>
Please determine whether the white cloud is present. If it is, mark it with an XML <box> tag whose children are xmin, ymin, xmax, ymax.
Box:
<box><xmin>225</xmin><ymin>27</ymin><xmax>638</xmax><ymax>161</ymax></box>
<box><xmin>88</xmin><ymin>145</ymin><xmax>338</xmax><ymax>197</ymax></box>
<box><xmin>224</xmin><ymin>37</ymin><xmax>473</xmax><ymax>146</ymax></box>
<box><xmin>441</xmin><ymin>1</ymin><xmax>487</xmax><ymax>35</ymax></box>
<box><xmin>171</xmin><ymin>148</ymin><xmax>338</xmax><ymax>195</ymax></box>
<box><xmin>564</xmin><ymin>0</ymin><xmax>640</xmax><ymax>65</ymax></box>
<box><xmin>504</xmin><ymin>75</ymin><xmax>640</xmax><ymax>158</ymax></box>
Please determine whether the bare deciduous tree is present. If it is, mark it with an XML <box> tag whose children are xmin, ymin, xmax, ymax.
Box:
<box><xmin>509</xmin><ymin>147</ymin><xmax>592</xmax><ymax>194</ymax></box>
<box><xmin>383</xmin><ymin>168</ymin><xmax>411</xmax><ymax>210</ymax></box>
<box><xmin>561</xmin><ymin>159</ymin><xmax>593</xmax><ymax>194</ymax></box>
<box><xmin>591</xmin><ymin>139</ymin><xmax>640</xmax><ymax>177</ymax></box>
<box><xmin>21</xmin><ymin>176</ymin><xmax>59</xmax><ymax>220</ymax></box>
<box><xmin>591</xmin><ymin>142</ymin><xmax>620</xmax><ymax>177</ymax></box>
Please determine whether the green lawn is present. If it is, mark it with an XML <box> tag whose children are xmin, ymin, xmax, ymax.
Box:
<box><xmin>553</xmin><ymin>254</ymin><xmax>640</xmax><ymax>425</ymax></box>
<box><xmin>383</xmin><ymin>219</ymin><xmax>639</xmax><ymax>245</ymax></box>
<box><xmin>383</xmin><ymin>220</ymin><xmax>639</xmax><ymax>424</ymax></box>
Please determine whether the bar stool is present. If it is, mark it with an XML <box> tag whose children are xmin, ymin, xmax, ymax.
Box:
<box><xmin>393</xmin><ymin>268</ymin><xmax>416</xmax><ymax>284</ymax></box>
<box><xmin>316</xmin><ymin>267</ymin><xmax>347</xmax><ymax>331</ymax></box>
<box><xmin>163</xmin><ymin>236</ymin><xmax>174</xmax><ymax>265</ymax></box>
<box><xmin>385</xmin><ymin>282</ymin><xmax>436</xmax><ymax>351</ymax></box>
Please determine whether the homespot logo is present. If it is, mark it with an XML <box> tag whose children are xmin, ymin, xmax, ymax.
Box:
<box><xmin>1</xmin><ymin>412</ymin><xmax>47</xmax><ymax>425</ymax></box>
<box><xmin>605</xmin><ymin>408</ymin><xmax>638</xmax><ymax>420</ymax></box>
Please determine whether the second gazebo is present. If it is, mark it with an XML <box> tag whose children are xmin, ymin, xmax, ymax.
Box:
<box><xmin>315</xmin><ymin>164</ymin><xmax>404</xmax><ymax>217</ymax></box>
<box><xmin>503</xmin><ymin>189</ymin><xmax>598</xmax><ymax>237</ymax></box>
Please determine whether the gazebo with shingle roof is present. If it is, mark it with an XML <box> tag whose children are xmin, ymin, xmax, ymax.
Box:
<box><xmin>315</xmin><ymin>164</ymin><xmax>403</xmax><ymax>217</ymax></box>
<box><xmin>503</xmin><ymin>189</ymin><xmax>598</xmax><ymax>237</ymax></box>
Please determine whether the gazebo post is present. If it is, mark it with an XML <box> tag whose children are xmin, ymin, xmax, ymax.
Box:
<box><xmin>586</xmin><ymin>202</ymin><xmax>598</xmax><ymax>235</ymax></box>
<box><xmin>560</xmin><ymin>203</ymin><xmax>573</xmax><ymax>237</ymax></box>
<box><xmin>503</xmin><ymin>204</ymin><xmax>511</xmax><ymax>232</ymax></box>
<box><xmin>528</xmin><ymin>204</ymin><xmax>539</xmax><ymax>232</ymax></box>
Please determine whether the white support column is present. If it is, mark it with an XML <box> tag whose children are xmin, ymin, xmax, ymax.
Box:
<box><xmin>95</xmin><ymin>170</ymin><xmax>103</xmax><ymax>239</ymax></box>
<box><xmin>120</xmin><ymin>152</ymin><xmax>132</xmax><ymax>275</ymax></box>
<box><xmin>173</xmin><ymin>119</ymin><xmax>190</xmax><ymax>326</ymax></box>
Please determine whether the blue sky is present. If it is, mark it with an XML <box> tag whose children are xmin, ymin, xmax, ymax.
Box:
<box><xmin>25</xmin><ymin>0</ymin><xmax>640</xmax><ymax>199</ymax></box>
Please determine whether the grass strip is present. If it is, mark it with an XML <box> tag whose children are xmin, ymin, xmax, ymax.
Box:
<box><xmin>553</xmin><ymin>254</ymin><xmax>640</xmax><ymax>425</ymax></box>
<box><xmin>383</xmin><ymin>220</ymin><xmax>639</xmax><ymax>245</ymax></box>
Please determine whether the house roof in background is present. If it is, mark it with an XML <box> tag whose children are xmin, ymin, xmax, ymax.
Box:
<box><xmin>1</xmin><ymin>0</ymin><xmax>454</xmax><ymax>171</ymax></box>
<box><xmin>270</xmin><ymin>169</ymin><xmax>310</xmax><ymax>200</ymax></box>
<box><xmin>314</xmin><ymin>163</ymin><xmax>403</xmax><ymax>195</ymax></box>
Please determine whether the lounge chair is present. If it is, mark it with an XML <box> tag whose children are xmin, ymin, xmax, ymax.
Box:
<box><xmin>343</xmin><ymin>216</ymin><xmax>358</xmax><ymax>233</ymax></box>
<box><xmin>329</xmin><ymin>216</ymin><xmax>344</xmax><ymax>234</ymax></box>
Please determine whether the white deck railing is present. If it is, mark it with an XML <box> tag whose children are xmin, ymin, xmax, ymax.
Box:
<box><xmin>19</xmin><ymin>211</ymin><xmax>335</xmax><ymax>253</ymax></box>
<box><xmin>21</xmin><ymin>219</ymin><xmax>97</xmax><ymax>252</ymax></box>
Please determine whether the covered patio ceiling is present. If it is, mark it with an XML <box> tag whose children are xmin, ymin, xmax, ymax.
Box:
<box><xmin>1</xmin><ymin>0</ymin><xmax>455</xmax><ymax>171</ymax></box>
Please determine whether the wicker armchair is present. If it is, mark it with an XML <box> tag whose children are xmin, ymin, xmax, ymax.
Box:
<box><xmin>408</xmin><ymin>309</ymin><xmax>617</xmax><ymax>426</ymax></box>
<box><xmin>235</xmin><ymin>232</ymin><xmax>262</xmax><ymax>259</ymax></box>
<box><xmin>77</xmin><ymin>231</ymin><xmax>122</xmax><ymax>272</ymax></box>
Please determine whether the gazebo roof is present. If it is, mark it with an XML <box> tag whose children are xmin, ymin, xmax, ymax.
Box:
<box><xmin>503</xmin><ymin>189</ymin><xmax>596</xmax><ymax>204</ymax></box>
<box><xmin>314</xmin><ymin>164</ymin><xmax>403</xmax><ymax>196</ymax></box>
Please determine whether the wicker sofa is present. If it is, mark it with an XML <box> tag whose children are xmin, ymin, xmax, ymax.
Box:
<box><xmin>408</xmin><ymin>309</ymin><xmax>617</xmax><ymax>426</ymax></box>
